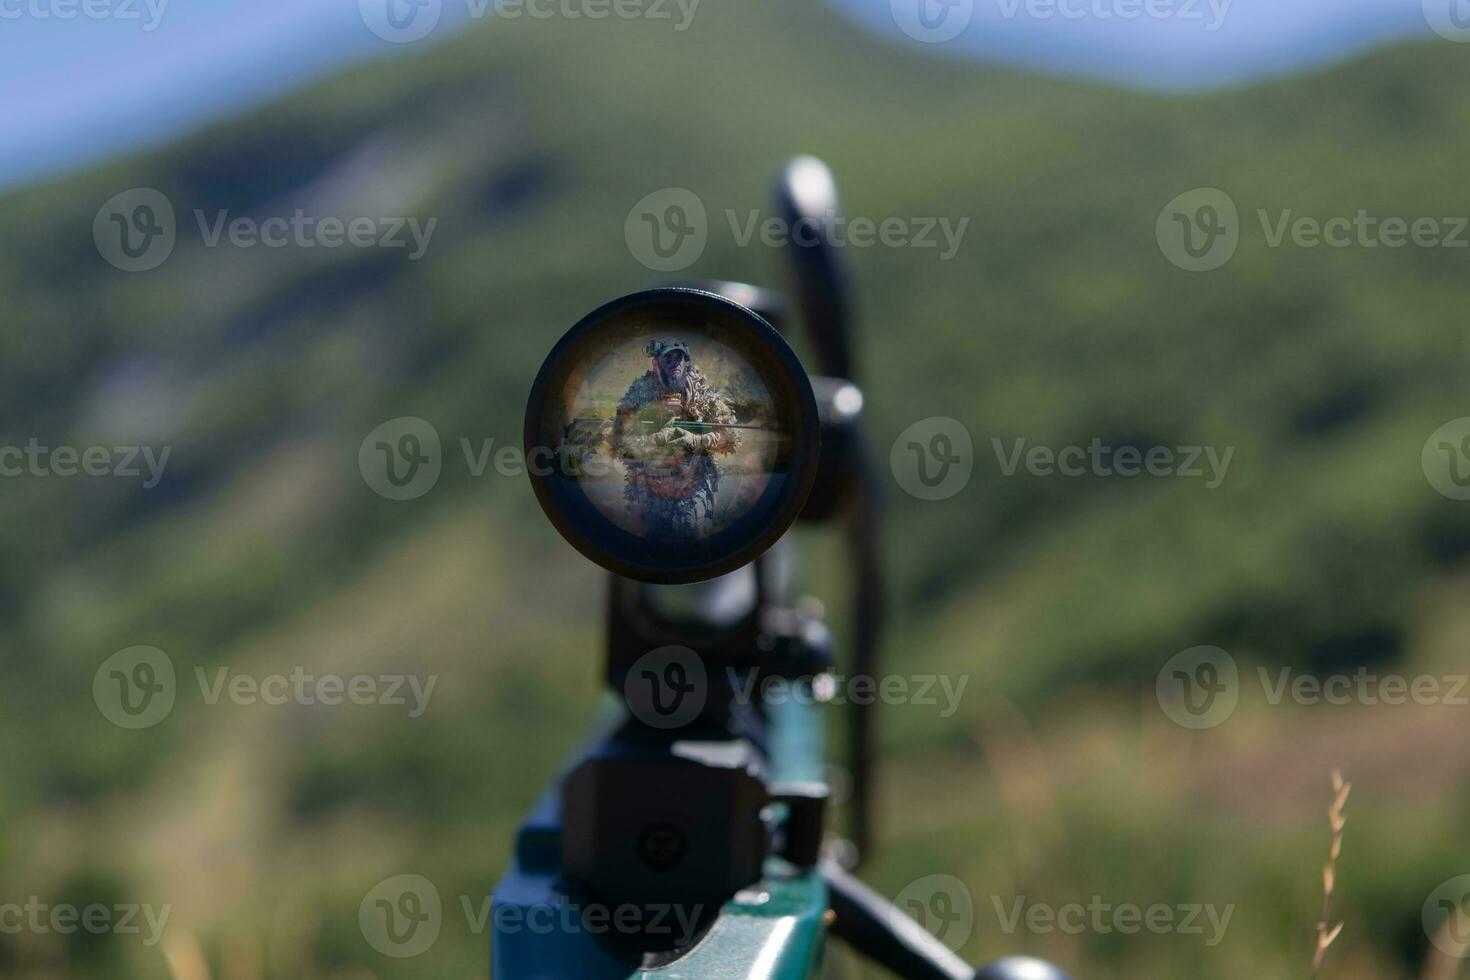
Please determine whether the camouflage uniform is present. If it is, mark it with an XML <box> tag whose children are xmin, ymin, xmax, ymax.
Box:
<box><xmin>612</xmin><ymin>341</ymin><xmax>741</xmax><ymax>537</ymax></box>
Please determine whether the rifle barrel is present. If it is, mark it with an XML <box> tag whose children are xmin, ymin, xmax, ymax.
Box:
<box><xmin>651</xmin><ymin>420</ymin><xmax>768</xmax><ymax>430</ymax></box>
<box><xmin>565</xmin><ymin>417</ymin><xmax>768</xmax><ymax>430</ymax></box>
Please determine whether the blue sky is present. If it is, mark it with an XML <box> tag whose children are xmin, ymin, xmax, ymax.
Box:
<box><xmin>868</xmin><ymin>0</ymin><xmax>1447</xmax><ymax>86</ymax></box>
<box><xmin>1</xmin><ymin>0</ymin><xmax>475</xmax><ymax>189</ymax></box>
<box><xmin>0</xmin><ymin>0</ymin><xmax>1457</xmax><ymax>191</ymax></box>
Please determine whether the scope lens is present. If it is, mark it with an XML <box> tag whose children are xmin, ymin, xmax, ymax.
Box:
<box><xmin>525</xmin><ymin>288</ymin><xmax>819</xmax><ymax>583</ymax></box>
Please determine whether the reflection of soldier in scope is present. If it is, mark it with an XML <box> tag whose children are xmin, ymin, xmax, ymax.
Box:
<box><xmin>611</xmin><ymin>338</ymin><xmax>740</xmax><ymax>536</ymax></box>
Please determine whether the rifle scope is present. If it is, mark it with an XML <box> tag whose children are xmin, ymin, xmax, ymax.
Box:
<box><xmin>524</xmin><ymin>287</ymin><xmax>820</xmax><ymax>584</ymax></box>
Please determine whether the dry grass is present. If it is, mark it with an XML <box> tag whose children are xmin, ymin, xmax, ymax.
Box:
<box><xmin>1311</xmin><ymin>770</ymin><xmax>1351</xmax><ymax>979</ymax></box>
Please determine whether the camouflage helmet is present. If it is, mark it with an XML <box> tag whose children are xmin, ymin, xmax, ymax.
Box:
<box><xmin>644</xmin><ymin>338</ymin><xmax>691</xmax><ymax>359</ymax></box>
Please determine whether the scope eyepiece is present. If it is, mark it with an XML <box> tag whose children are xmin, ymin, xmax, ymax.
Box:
<box><xmin>524</xmin><ymin>288</ymin><xmax>819</xmax><ymax>584</ymax></box>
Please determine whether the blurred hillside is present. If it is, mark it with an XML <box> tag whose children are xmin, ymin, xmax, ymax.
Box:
<box><xmin>1</xmin><ymin>2</ymin><xmax>1468</xmax><ymax>978</ymax></box>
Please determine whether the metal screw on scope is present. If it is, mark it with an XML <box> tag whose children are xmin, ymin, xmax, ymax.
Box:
<box><xmin>637</xmin><ymin>822</ymin><xmax>688</xmax><ymax>871</ymax></box>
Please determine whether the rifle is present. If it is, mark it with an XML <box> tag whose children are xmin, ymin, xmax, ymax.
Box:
<box><xmin>498</xmin><ymin>158</ymin><xmax>1072</xmax><ymax>980</ymax></box>
<box><xmin>566</xmin><ymin>418</ymin><xmax>771</xmax><ymax>432</ymax></box>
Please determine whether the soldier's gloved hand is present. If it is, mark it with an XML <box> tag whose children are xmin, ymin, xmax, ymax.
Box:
<box><xmin>651</xmin><ymin>425</ymin><xmax>681</xmax><ymax>447</ymax></box>
<box><xmin>673</xmin><ymin>431</ymin><xmax>714</xmax><ymax>453</ymax></box>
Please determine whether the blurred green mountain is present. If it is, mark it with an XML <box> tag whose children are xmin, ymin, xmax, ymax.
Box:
<box><xmin>1</xmin><ymin>3</ymin><xmax>1468</xmax><ymax>978</ymax></box>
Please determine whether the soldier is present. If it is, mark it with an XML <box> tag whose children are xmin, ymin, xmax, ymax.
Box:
<box><xmin>611</xmin><ymin>338</ymin><xmax>741</xmax><ymax>536</ymax></box>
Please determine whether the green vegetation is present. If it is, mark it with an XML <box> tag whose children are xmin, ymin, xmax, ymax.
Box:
<box><xmin>1</xmin><ymin>3</ymin><xmax>1467</xmax><ymax>977</ymax></box>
